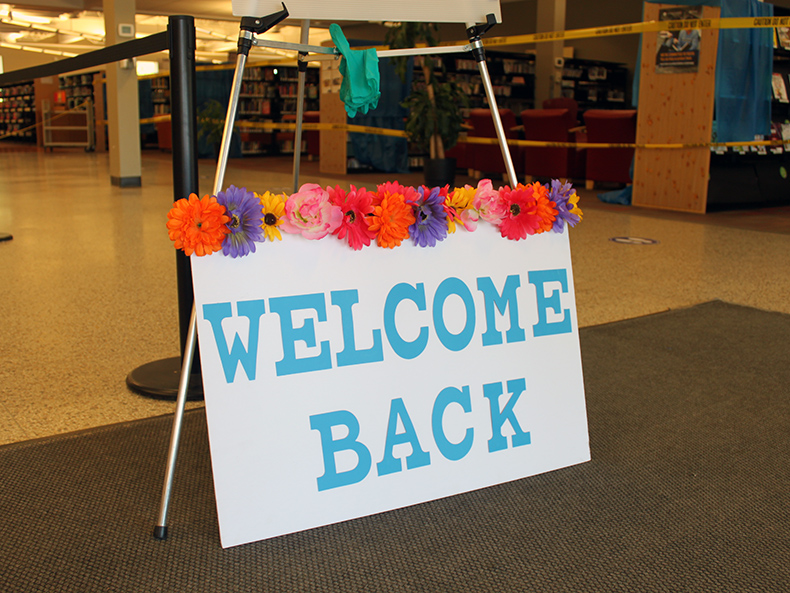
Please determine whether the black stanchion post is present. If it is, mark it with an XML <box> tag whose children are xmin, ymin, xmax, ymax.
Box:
<box><xmin>127</xmin><ymin>15</ymin><xmax>203</xmax><ymax>401</ymax></box>
<box><xmin>170</xmin><ymin>15</ymin><xmax>201</xmax><ymax>378</ymax></box>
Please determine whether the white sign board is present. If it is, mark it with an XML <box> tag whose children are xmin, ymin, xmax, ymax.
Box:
<box><xmin>231</xmin><ymin>0</ymin><xmax>502</xmax><ymax>24</ymax></box>
<box><xmin>191</xmin><ymin>224</ymin><xmax>589</xmax><ymax>548</ymax></box>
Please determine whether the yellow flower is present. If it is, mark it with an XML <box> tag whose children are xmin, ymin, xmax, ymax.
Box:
<box><xmin>567</xmin><ymin>191</ymin><xmax>583</xmax><ymax>221</ymax></box>
<box><xmin>257</xmin><ymin>191</ymin><xmax>286</xmax><ymax>241</ymax></box>
<box><xmin>444</xmin><ymin>185</ymin><xmax>477</xmax><ymax>233</ymax></box>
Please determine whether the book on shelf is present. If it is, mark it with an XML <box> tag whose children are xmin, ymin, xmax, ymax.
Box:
<box><xmin>772</xmin><ymin>72</ymin><xmax>788</xmax><ymax>102</ymax></box>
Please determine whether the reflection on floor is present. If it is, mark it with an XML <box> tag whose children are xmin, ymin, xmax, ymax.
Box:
<box><xmin>1</xmin><ymin>148</ymin><xmax>789</xmax><ymax>445</ymax></box>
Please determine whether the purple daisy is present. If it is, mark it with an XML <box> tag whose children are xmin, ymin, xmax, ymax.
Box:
<box><xmin>548</xmin><ymin>179</ymin><xmax>581</xmax><ymax>233</ymax></box>
<box><xmin>409</xmin><ymin>186</ymin><xmax>448</xmax><ymax>248</ymax></box>
<box><xmin>216</xmin><ymin>185</ymin><xmax>264</xmax><ymax>258</ymax></box>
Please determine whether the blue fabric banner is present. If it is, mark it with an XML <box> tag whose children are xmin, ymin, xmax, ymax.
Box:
<box><xmin>634</xmin><ymin>0</ymin><xmax>774</xmax><ymax>143</ymax></box>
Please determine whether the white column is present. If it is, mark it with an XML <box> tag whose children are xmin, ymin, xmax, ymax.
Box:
<box><xmin>535</xmin><ymin>0</ymin><xmax>566</xmax><ymax>108</ymax></box>
<box><xmin>104</xmin><ymin>0</ymin><xmax>142</xmax><ymax>187</ymax></box>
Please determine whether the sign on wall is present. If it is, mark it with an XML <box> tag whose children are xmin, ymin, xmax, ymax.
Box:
<box><xmin>655</xmin><ymin>5</ymin><xmax>703</xmax><ymax>74</ymax></box>
<box><xmin>191</xmin><ymin>225</ymin><xmax>589</xmax><ymax>548</ymax></box>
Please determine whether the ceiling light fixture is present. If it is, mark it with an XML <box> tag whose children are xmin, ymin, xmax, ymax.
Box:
<box><xmin>0</xmin><ymin>41</ymin><xmax>77</xmax><ymax>57</ymax></box>
<box><xmin>0</xmin><ymin>16</ymin><xmax>104</xmax><ymax>43</ymax></box>
<box><xmin>4</xmin><ymin>18</ymin><xmax>57</xmax><ymax>33</ymax></box>
<box><xmin>196</xmin><ymin>27</ymin><xmax>234</xmax><ymax>42</ymax></box>
<box><xmin>9</xmin><ymin>11</ymin><xmax>52</xmax><ymax>24</ymax></box>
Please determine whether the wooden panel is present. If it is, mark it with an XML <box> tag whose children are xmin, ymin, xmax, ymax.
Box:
<box><xmin>319</xmin><ymin>59</ymin><xmax>347</xmax><ymax>175</ymax></box>
<box><xmin>632</xmin><ymin>4</ymin><xmax>720</xmax><ymax>213</ymax></box>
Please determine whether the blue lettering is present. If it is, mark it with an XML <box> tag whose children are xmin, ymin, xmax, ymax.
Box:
<box><xmin>432</xmin><ymin>385</ymin><xmax>474</xmax><ymax>461</ymax></box>
<box><xmin>269</xmin><ymin>293</ymin><xmax>332</xmax><ymax>376</ymax></box>
<box><xmin>528</xmin><ymin>269</ymin><xmax>572</xmax><ymax>337</ymax></box>
<box><xmin>433</xmin><ymin>277</ymin><xmax>476</xmax><ymax>351</ymax></box>
<box><xmin>383</xmin><ymin>283</ymin><xmax>429</xmax><ymax>359</ymax></box>
<box><xmin>376</xmin><ymin>398</ymin><xmax>431</xmax><ymax>476</ymax></box>
<box><xmin>330</xmin><ymin>289</ymin><xmax>384</xmax><ymax>367</ymax></box>
<box><xmin>202</xmin><ymin>300</ymin><xmax>266</xmax><ymax>383</ymax></box>
<box><xmin>310</xmin><ymin>410</ymin><xmax>372</xmax><ymax>491</ymax></box>
<box><xmin>476</xmin><ymin>275</ymin><xmax>526</xmax><ymax>346</ymax></box>
<box><xmin>483</xmin><ymin>378</ymin><xmax>531</xmax><ymax>452</ymax></box>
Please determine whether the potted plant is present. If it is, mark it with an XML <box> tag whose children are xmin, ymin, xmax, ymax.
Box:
<box><xmin>386</xmin><ymin>23</ymin><xmax>468</xmax><ymax>187</ymax></box>
<box><xmin>196</xmin><ymin>99</ymin><xmax>226</xmax><ymax>158</ymax></box>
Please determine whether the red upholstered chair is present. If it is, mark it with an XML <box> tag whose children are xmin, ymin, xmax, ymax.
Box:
<box><xmin>445</xmin><ymin>145</ymin><xmax>468</xmax><ymax>169</ymax></box>
<box><xmin>542</xmin><ymin>97</ymin><xmax>580</xmax><ymax>125</ymax></box>
<box><xmin>583</xmin><ymin>109</ymin><xmax>637</xmax><ymax>188</ymax></box>
<box><xmin>520</xmin><ymin>108</ymin><xmax>586</xmax><ymax>182</ymax></box>
<box><xmin>443</xmin><ymin>118</ymin><xmax>471</xmax><ymax>170</ymax></box>
<box><xmin>468</xmin><ymin>108</ymin><xmax>524</xmax><ymax>179</ymax></box>
<box><xmin>303</xmin><ymin>111</ymin><xmax>320</xmax><ymax>159</ymax></box>
<box><xmin>156</xmin><ymin>120</ymin><xmax>172</xmax><ymax>151</ymax></box>
<box><xmin>445</xmin><ymin>138</ymin><xmax>471</xmax><ymax>170</ymax></box>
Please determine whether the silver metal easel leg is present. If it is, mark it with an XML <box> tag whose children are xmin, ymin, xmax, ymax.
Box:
<box><xmin>153</xmin><ymin>306</ymin><xmax>198</xmax><ymax>540</ymax></box>
<box><xmin>153</xmin><ymin>5</ymin><xmax>290</xmax><ymax>540</ymax></box>
<box><xmin>292</xmin><ymin>19</ymin><xmax>311</xmax><ymax>193</ymax></box>
<box><xmin>212</xmin><ymin>47</ymin><xmax>250</xmax><ymax>195</ymax></box>
<box><xmin>476</xmin><ymin>59</ymin><xmax>519</xmax><ymax>187</ymax></box>
<box><xmin>466</xmin><ymin>17</ymin><xmax>519</xmax><ymax>188</ymax></box>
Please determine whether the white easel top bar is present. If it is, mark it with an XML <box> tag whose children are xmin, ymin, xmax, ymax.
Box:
<box><xmin>252</xmin><ymin>37</ymin><xmax>477</xmax><ymax>61</ymax></box>
<box><xmin>232</xmin><ymin>0</ymin><xmax>501</xmax><ymax>23</ymax></box>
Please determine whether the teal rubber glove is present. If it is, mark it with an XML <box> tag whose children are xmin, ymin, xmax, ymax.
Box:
<box><xmin>329</xmin><ymin>23</ymin><xmax>381</xmax><ymax>118</ymax></box>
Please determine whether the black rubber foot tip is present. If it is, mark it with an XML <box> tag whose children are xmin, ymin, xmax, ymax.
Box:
<box><xmin>153</xmin><ymin>525</ymin><xmax>168</xmax><ymax>540</ymax></box>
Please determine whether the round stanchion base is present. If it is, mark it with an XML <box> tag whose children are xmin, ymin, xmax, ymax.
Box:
<box><xmin>0</xmin><ymin>233</ymin><xmax>12</xmax><ymax>242</ymax></box>
<box><xmin>126</xmin><ymin>357</ymin><xmax>203</xmax><ymax>401</ymax></box>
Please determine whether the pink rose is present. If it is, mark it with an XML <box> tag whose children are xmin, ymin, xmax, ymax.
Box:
<box><xmin>280</xmin><ymin>183</ymin><xmax>343</xmax><ymax>239</ymax></box>
<box><xmin>473</xmin><ymin>179</ymin><xmax>507</xmax><ymax>225</ymax></box>
<box><xmin>458</xmin><ymin>208</ymin><xmax>480</xmax><ymax>231</ymax></box>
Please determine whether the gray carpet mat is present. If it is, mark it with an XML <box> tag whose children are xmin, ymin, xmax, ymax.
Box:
<box><xmin>1</xmin><ymin>301</ymin><xmax>788</xmax><ymax>592</ymax></box>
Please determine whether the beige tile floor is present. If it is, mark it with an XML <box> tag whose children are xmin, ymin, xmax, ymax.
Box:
<box><xmin>1</xmin><ymin>148</ymin><xmax>789</xmax><ymax>446</ymax></box>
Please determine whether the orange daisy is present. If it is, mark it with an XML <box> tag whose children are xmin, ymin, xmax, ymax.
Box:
<box><xmin>367</xmin><ymin>191</ymin><xmax>416</xmax><ymax>249</ymax></box>
<box><xmin>166</xmin><ymin>193</ymin><xmax>230</xmax><ymax>256</ymax></box>
<box><xmin>528</xmin><ymin>181</ymin><xmax>558</xmax><ymax>234</ymax></box>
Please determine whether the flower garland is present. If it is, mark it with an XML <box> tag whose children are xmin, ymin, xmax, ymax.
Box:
<box><xmin>166</xmin><ymin>179</ymin><xmax>583</xmax><ymax>257</ymax></box>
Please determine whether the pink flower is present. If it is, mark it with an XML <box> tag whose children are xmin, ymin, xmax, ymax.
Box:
<box><xmin>497</xmin><ymin>183</ymin><xmax>544</xmax><ymax>241</ymax></box>
<box><xmin>328</xmin><ymin>184</ymin><xmax>377</xmax><ymax>250</ymax></box>
<box><xmin>473</xmin><ymin>179</ymin><xmax>507</xmax><ymax>225</ymax></box>
<box><xmin>280</xmin><ymin>183</ymin><xmax>343</xmax><ymax>239</ymax></box>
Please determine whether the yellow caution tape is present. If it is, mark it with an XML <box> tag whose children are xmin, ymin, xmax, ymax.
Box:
<box><xmin>234</xmin><ymin>119</ymin><xmax>410</xmax><ymax>138</ymax></box>
<box><xmin>138</xmin><ymin>115</ymin><xmax>786</xmax><ymax>150</ymax></box>
<box><xmin>139</xmin><ymin>115</ymin><xmax>173</xmax><ymax>125</ymax></box>
<box><xmin>7</xmin><ymin>110</ymin><xmax>784</xmax><ymax>151</ymax></box>
<box><xmin>465</xmin><ymin>136</ymin><xmax>788</xmax><ymax>150</ymax></box>
<box><xmin>482</xmin><ymin>16</ymin><xmax>790</xmax><ymax>47</ymax></box>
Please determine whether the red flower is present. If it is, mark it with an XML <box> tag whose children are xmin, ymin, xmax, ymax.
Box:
<box><xmin>377</xmin><ymin>181</ymin><xmax>419</xmax><ymax>207</ymax></box>
<box><xmin>328</xmin><ymin>184</ymin><xmax>377</xmax><ymax>250</ymax></box>
<box><xmin>498</xmin><ymin>183</ymin><xmax>548</xmax><ymax>241</ymax></box>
